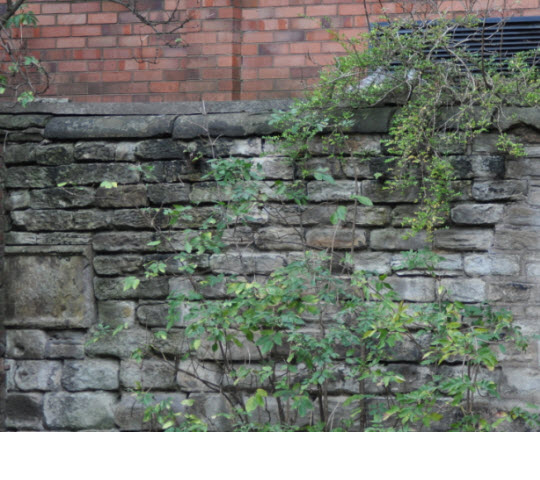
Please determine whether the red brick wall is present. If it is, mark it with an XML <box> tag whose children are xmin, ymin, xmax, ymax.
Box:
<box><xmin>1</xmin><ymin>0</ymin><xmax>539</xmax><ymax>102</ymax></box>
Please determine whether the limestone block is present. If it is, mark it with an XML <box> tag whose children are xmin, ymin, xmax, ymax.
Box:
<box><xmin>501</xmin><ymin>367</ymin><xmax>540</xmax><ymax>403</ymax></box>
<box><xmin>6</xmin><ymin>330</ymin><xmax>48</xmax><ymax>359</ymax></box>
<box><xmin>32</xmin><ymin>144</ymin><xmax>74</xmax><ymax>166</ymax></box>
<box><xmin>120</xmin><ymin>359</ymin><xmax>177</xmax><ymax>389</ymax></box>
<box><xmin>391</xmin><ymin>253</ymin><xmax>463</xmax><ymax>276</ymax></box>
<box><xmin>85</xmin><ymin>327</ymin><xmax>150</xmax><ymax>359</ymax></box>
<box><xmin>495</xmin><ymin>227</ymin><xmax>540</xmax><ymax>251</ymax></box>
<box><xmin>451</xmin><ymin>203</ymin><xmax>504</xmax><ymax>225</ymax></box>
<box><xmin>6</xmin><ymin>393</ymin><xmax>44</xmax><ymax>430</ymax></box>
<box><xmin>488</xmin><ymin>283</ymin><xmax>532</xmax><ymax>303</ymax></box>
<box><xmin>504</xmin><ymin>205</ymin><xmax>540</xmax><ymax>226</ymax></box>
<box><xmin>434</xmin><ymin>229</ymin><xmax>493</xmax><ymax>251</ymax></box>
<box><xmin>3</xmin><ymin>143</ymin><xmax>36</xmax><ymax>164</ymax></box>
<box><xmin>141</xmin><ymin>160</ymin><xmax>197</xmax><ymax>183</ymax></box>
<box><xmin>440</xmin><ymin>278</ymin><xmax>486</xmax><ymax>303</ymax></box>
<box><xmin>0</xmin><ymin>114</ymin><xmax>51</xmax><ymax>129</ymax></box>
<box><xmin>134</xmin><ymin>138</ymin><xmax>187</xmax><ymax>159</ymax></box>
<box><xmin>93</xmin><ymin>231</ymin><xmax>185</xmax><ymax>252</ymax></box>
<box><xmin>255</xmin><ymin>227</ymin><xmax>304</xmax><ymax>251</ymax></box>
<box><xmin>94</xmin><ymin>277</ymin><xmax>169</xmax><ymax>300</ymax></box>
<box><xmin>386</xmin><ymin>277</ymin><xmax>436</xmax><ymax>302</ymax></box>
<box><xmin>29</xmin><ymin>187</ymin><xmax>95</xmax><ymax>209</ymax></box>
<box><xmin>4</xmin><ymin>254</ymin><xmax>95</xmax><ymax>328</ymax></box>
<box><xmin>45</xmin><ymin>331</ymin><xmax>86</xmax><ymax>359</ymax></box>
<box><xmin>43</xmin><ymin>392</ymin><xmax>116</xmax><ymax>430</ymax></box>
<box><xmin>472</xmin><ymin>180</ymin><xmax>527</xmax><ymax>201</ymax></box>
<box><xmin>98</xmin><ymin>301</ymin><xmax>136</xmax><ymax>328</ymax></box>
<box><xmin>353</xmin><ymin>252</ymin><xmax>393</xmax><ymax>275</ymax></box>
<box><xmin>95</xmin><ymin>185</ymin><xmax>148</xmax><ymax>208</ymax></box>
<box><xmin>137</xmin><ymin>302</ymin><xmax>174</xmax><ymax>328</ymax></box>
<box><xmin>14</xmin><ymin>360</ymin><xmax>62</xmax><ymax>391</ymax></box>
<box><xmin>305</xmin><ymin>228</ymin><xmax>367</xmax><ymax>250</ymax></box>
<box><xmin>6</xmin><ymin>190</ymin><xmax>31</xmax><ymax>210</ymax></box>
<box><xmin>370</xmin><ymin>228</ymin><xmax>430</xmax><ymax>251</ymax></box>
<box><xmin>464</xmin><ymin>254</ymin><xmax>520</xmax><ymax>276</ymax></box>
<box><xmin>93</xmin><ymin>255</ymin><xmax>143</xmax><ymax>275</ymax></box>
<box><xmin>109</xmin><ymin>209</ymin><xmax>168</xmax><ymax>229</ymax></box>
<box><xmin>176</xmin><ymin>360</ymin><xmax>222</xmax><ymax>392</ymax></box>
<box><xmin>62</xmin><ymin>359</ymin><xmax>119</xmax><ymax>391</ymax></box>
<box><xmin>307</xmin><ymin>180</ymin><xmax>356</xmax><ymax>202</ymax></box>
<box><xmin>251</xmin><ymin>156</ymin><xmax>294</xmax><ymax>179</ymax></box>
<box><xmin>147</xmin><ymin>183</ymin><xmax>190</xmax><ymax>204</ymax></box>
<box><xmin>45</xmin><ymin>115</ymin><xmax>174</xmax><ymax>139</ymax></box>
<box><xmin>210</xmin><ymin>252</ymin><xmax>286</xmax><ymax>274</ymax></box>
<box><xmin>361</xmin><ymin>180</ymin><xmax>419</xmax><ymax>203</ymax></box>
<box><xmin>74</xmin><ymin>141</ymin><xmax>116</xmax><ymax>161</ymax></box>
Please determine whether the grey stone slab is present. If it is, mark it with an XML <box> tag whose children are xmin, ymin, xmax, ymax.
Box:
<box><xmin>95</xmin><ymin>185</ymin><xmax>148</xmax><ymax>208</ymax></box>
<box><xmin>5</xmin><ymin>393</ymin><xmax>44</xmax><ymax>430</ymax></box>
<box><xmin>6</xmin><ymin>330</ymin><xmax>48</xmax><ymax>359</ymax></box>
<box><xmin>305</xmin><ymin>228</ymin><xmax>367</xmax><ymax>250</ymax></box>
<box><xmin>370</xmin><ymin>228</ymin><xmax>430</xmax><ymax>251</ymax></box>
<box><xmin>353</xmin><ymin>252</ymin><xmax>393</xmax><ymax>275</ymax></box>
<box><xmin>43</xmin><ymin>392</ymin><xmax>116</xmax><ymax>430</ymax></box>
<box><xmin>504</xmin><ymin>205</ymin><xmax>540</xmax><ymax>227</ymax></box>
<box><xmin>137</xmin><ymin>302</ymin><xmax>174</xmax><ymax>328</ymax></box>
<box><xmin>29</xmin><ymin>187</ymin><xmax>95</xmax><ymax>209</ymax></box>
<box><xmin>134</xmin><ymin>138</ymin><xmax>188</xmax><ymax>159</ymax></box>
<box><xmin>173</xmin><ymin>113</ymin><xmax>276</xmax><ymax>139</ymax></box>
<box><xmin>147</xmin><ymin>183</ymin><xmax>190</xmax><ymax>204</ymax></box>
<box><xmin>4</xmin><ymin>254</ymin><xmax>95</xmax><ymax>329</ymax></box>
<box><xmin>74</xmin><ymin>141</ymin><xmax>117</xmax><ymax>161</ymax></box>
<box><xmin>93</xmin><ymin>255</ymin><xmax>143</xmax><ymax>275</ymax></box>
<box><xmin>94</xmin><ymin>277</ymin><xmax>169</xmax><ymax>300</ymax></box>
<box><xmin>13</xmin><ymin>360</ymin><xmax>62</xmax><ymax>391</ymax></box>
<box><xmin>210</xmin><ymin>252</ymin><xmax>286</xmax><ymax>274</ymax></box>
<box><xmin>120</xmin><ymin>359</ymin><xmax>177</xmax><ymax>389</ymax></box>
<box><xmin>93</xmin><ymin>231</ymin><xmax>185</xmax><ymax>252</ymax></box>
<box><xmin>98</xmin><ymin>301</ymin><xmax>136</xmax><ymax>328</ymax></box>
<box><xmin>440</xmin><ymin>278</ymin><xmax>486</xmax><ymax>303</ymax></box>
<box><xmin>386</xmin><ymin>277</ymin><xmax>436</xmax><ymax>302</ymax></box>
<box><xmin>472</xmin><ymin>180</ymin><xmax>527</xmax><ymax>201</ymax></box>
<box><xmin>255</xmin><ymin>227</ymin><xmax>304</xmax><ymax>251</ymax></box>
<box><xmin>0</xmin><ymin>114</ymin><xmax>51</xmax><ymax>129</ymax></box>
<box><xmin>464</xmin><ymin>254</ymin><xmax>520</xmax><ymax>276</ymax></box>
<box><xmin>433</xmin><ymin>229</ymin><xmax>494</xmax><ymax>251</ymax></box>
<box><xmin>307</xmin><ymin>180</ymin><xmax>356</xmax><ymax>202</ymax></box>
<box><xmin>62</xmin><ymin>359</ymin><xmax>119</xmax><ymax>391</ymax></box>
<box><xmin>85</xmin><ymin>327</ymin><xmax>150</xmax><ymax>359</ymax></box>
<box><xmin>45</xmin><ymin>115</ymin><xmax>174</xmax><ymax>139</ymax></box>
<box><xmin>495</xmin><ymin>227</ymin><xmax>540</xmax><ymax>251</ymax></box>
<box><xmin>45</xmin><ymin>331</ymin><xmax>86</xmax><ymax>359</ymax></box>
<box><xmin>451</xmin><ymin>203</ymin><xmax>504</xmax><ymax>225</ymax></box>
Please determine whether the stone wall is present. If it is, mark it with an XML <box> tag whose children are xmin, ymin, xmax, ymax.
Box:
<box><xmin>0</xmin><ymin>100</ymin><xmax>539</xmax><ymax>431</ymax></box>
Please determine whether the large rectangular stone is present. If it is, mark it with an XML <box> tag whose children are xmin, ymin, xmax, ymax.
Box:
<box><xmin>93</xmin><ymin>232</ymin><xmax>185</xmax><ymax>252</ymax></box>
<box><xmin>451</xmin><ymin>203</ymin><xmax>504</xmax><ymax>225</ymax></box>
<box><xmin>62</xmin><ymin>359</ymin><xmax>119</xmax><ymax>391</ymax></box>
<box><xmin>434</xmin><ymin>229</ymin><xmax>493</xmax><ymax>251</ymax></box>
<box><xmin>306</xmin><ymin>228</ymin><xmax>367</xmax><ymax>250</ymax></box>
<box><xmin>472</xmin><ymin>180</ymin><xmax>527</xmax><ymax>201</ymax></box>
<box><xmin>386</xmin><ymin>277</ymin><xmax>436</xmax><ymax>302</ymax></box>
<box><xmin>440</xmin><ymin>278</ymin><xmax>486</xmax><ymax>303</ymax></box>
<box><xmin>13</xmin><ymin>360</ymin><xmax>62</xmax><ymax>391</ymax></box>
<box><xmin>464</xmin><ymin>254</ymin><xmax>520</xmax><ymax>276</ymax></box>
<box><xmin>210</xmin><ymin>252</ymin><xmax>286</xmax><ymax>274</ymax></box>
<box><xmin>370</xmin><ymin>228</ymin><xmax>429</xmax><ymax>251</ymax></box>
<box><xmin>94</xmin><ymin>277</ymin><xmax>169</xmax><ymax>300</ymax></box>
<box><xmin>45</xmin><ymin>115</ymin><xmax>173</xmax><ymax>139</ymax></box>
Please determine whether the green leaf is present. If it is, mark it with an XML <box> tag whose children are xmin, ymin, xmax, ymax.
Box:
<box><xmin>351</xmin><ymin>195</ymin><xmax>374</xmax><ymax>206</ymax></box>
<box><xmin>99</xmin><ymin>181</ymin><xmax>118</xmax><ymax>189</ymax></box>
<box><xmin>123</xmin><ymin>276</ymin><xmax>140</xmax><ymax>291</ymax></box>
<box><xmin>330</xmin><ymin>205</ymin><xmax>347</xmax><ymax>225</ymax></box>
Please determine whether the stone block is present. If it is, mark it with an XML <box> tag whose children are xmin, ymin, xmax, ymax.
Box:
<box><xmin>464</xmin><ymin>254</ymin><xmax>520</xmax><ymax>276</ymax></box>
<box><xmin>386</xmin><ymin>277</ymin><xmax>436</xmax><ymax>302</ymax></box>
<box><xmin>74</xmin><ymin>141</ymin><xmax>116</xmax><ymax>161</ymax></box>
<box><xmin>361</xmin><ymin>180</ymin><xmax>419</xmax><ymax>203</ymax></box>
<box><xmin>94</xmin><ymin>277</ymin><xmax>169</xmax><ymax>300</ymax></box>
<box><xmin>0</xmin><ymin>114</ymin><xmax>51</xmax><ymax>129</ymax></box>
<box><xmin>4</xmin><ymin>254</ymin><xmax>95</xmax><ymax>329</ymax></box>
<box><xmin>85</xmin><ymin>326</ymin><xmax>150</xmax><ymax>359</ymax></box>
<box><xmin>176</xmin><ymin>360</ymin><xmax>222</xmax><ymax>393</ymax></box>
<box><xmin>13</xmin><ymin>360</ymin><xmax>62</xmax><ymax>391</ymax></box>
<box><xmin>6</xmin><ymin>393</ymin><xmax>44</xmax><ymax>430</ymax></box>
<box><xmin>307</xmin><ymin>180</ymin><xmax>356</xmax><ymax>202</ymax></box>
<box><xmin>95</xmin><ymin>185</ymin><xmax>148</xmax><ymax>208</ymax></box>
<box><xmin>451</xmin><ymin>203</ymin><xmax>504</xmax><ymax>225</ymax></box>
<box><xmin>142</xmin><ymin>160</ymin><xmax>197</xmax><ymax>183</ymax></box>
<box><xmin>12</xmin><ymin>209</ymin><xmax>110</xmax><ymax>231</ymax></box>
<box><xmin>348</xmin><ymin>108</ymin><xmax>396</xmax><ymax>133</ymax></box>
<box><xmin>472</xmin><ymin>180</ymin><xmax>527</xmax><ymax>201</ymax></box>
<box><xmin>470</xmin><ymin>155</ymin><xmax>505</xmax><ymax>178</ymax></box>
<box><xmin>433</xmin><ymin>229</ymin><xmax>493</xmax><ymax>251</ymax></box>
<box><xmin>98</xmin><ymin>301</ymin><xmax>136</xmax><ymax>328</ymax></box>
<box><xmin>255</xmin><ymin>227</ymin><xmax>304</xmax><ymax>251</ymax></box>
<box><xmin>6</xmin><ymin>330</ymin><xmax>48</xmax><ymax>359</ymax></box>
<box><xmin>488</xmin><ymin>283</ymin><xmax>532</xmax><ymax>303</ymax></box>
<box><xmin>6</xmin><ymin>166</ymin><xmax>55</xmax><ymax>188</ymax></box>
<box><xmin>210</xmin><ymin>252</ymin><xmax>286</xmax><ymax>274</ymax></box>
<box><xmin>45</xmin><ymin>331</ymin><xmax>86</xmax><ymax>359</ymax></box>
<box><xmin>93</xmin><ymin>255</ymin><xmax>143</xmax><ymax>275</ymax></box>
<box><xmin>32</xmin><ymin>144</ymin><xmax>74</xmax><ymax>166</ymax></box>
<box><xmin>501</xmin><ymin>367</ymin><xmax>540</xmax><ymax>402</ymax></box>
<box><xmin>93</xmin><ymin>231</ymin><xmax>185</xmax><ymax>252</ymax></box>
<box><xmin>495</xmin><ymin>227</ymin><xmax>540</xmax><ymax>251</ymax></box>
<box><xmin>391</xmin><ymin>253</ymin><xmax>463</xmax><ymax>276</ymax></box>
<box><xmin>440</xmin><ymin>278</ymin><xmax>486</xmax><ymax>303</ymax></box>
<box><xmin>4</xmin><ymin>143</ymin><xmax>36</xmax><ymax>164</ymax></box>
<box><xmin>6</xmin><ymin>190</ymin><xmax>31</xmax><ymax>210</ymax></box>
<box><xmin>137</xmin><ymin>302</ymin><xmax>174</xmax><ymax>328</ymax></box>
<box><xmin>109</xmin><ymin>209</ymin><xmax>168</xmax><ymax>229</ymax></box>
<box><xmin>56</xmin><ymin>163</ymin><xmax>141</xmax><ymax>185</ymax></box>
<box><xmin>251</xmin><ymin>156</ymin><xmax>294</xmax><ymax>179</ymax></box>
<box><xmin>305</xmin><ymin>228</ymin><xmax>367</xmax><ymax>250</ymax></box>
<box><xmin>120</xmin><ymin>359</ymin><xmax>177</xmax><ymax>389</ymax></box>
<box><xmin>45</xmin><ymin>115</ymin><xmax>173</xmax><ymax>139</ymax></box>
<box><xmin>353</xmin><ymin>252</ymin><xmax>392</xmax><ymax>275</ymax></box>
<box><xmin>43</xmin><ymin>392</ymin><xmax>116</xmax><ymax>430</ymax></box>
<box><xmin>370</xmin><ymin>228</ymin><xmax>430</xmax><ymax>251</ymax></box>
<box><xmin>62</xmin><ymin>359</ymin><xmax>119</xmax><ymax>391</ymax></box>
<box><xmin>193</xmin><ymin>137</ymin><xmax>262</xmax><ymax>157</ymax></box>
<box><xmin>506</xmin><ymin>159</ymin><xmax>540</xmax><ymax>178</ymax></box>
<box><xmin>147</xmin><ymin>183</ymin><xmax>190</xmax><ymax>204</ymax></box>
<box><xmin>29</xmin><ymin>187</ymin><xmax>95</xmax><ymax>209</ymax></box>
<box><xmin>134</xmin><ymin>138</ymin><xmax>188</xmax><ymax>159</ymax></box>
<box><xmin>504</xmin><ymin>205</ymin><xmax>540</xmax><ymax>226</ymax></box>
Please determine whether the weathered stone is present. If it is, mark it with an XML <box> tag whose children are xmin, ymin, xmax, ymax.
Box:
<box><xmin>440</xmin><ymin>278</ymin><xmax>486</xmax><ymax>302</ymax></box>
<box><xmin>98</xmin><ymin>301</ymin><xmax>136</xmax><ymax>328</ymax></box>
<box><xmin>4</xmin><ymin>254</ymin><xmax>95</xmax><ymax>328</ymax></box>
<box><xmin>307</xmin><ymin>180</ymin><xmax>354</xmax><ymax>202</ymax></box>
<box><xmin>109</xmin><ymin>209</ymin><xmax>168</xmax><ymax>229</ymax></box>
<box><xmin>43</xmin><ymin>392</ymin><xmax>116</xmax><ymax>430</ymax></box>
<box><xmin>4</xmin><ymin>143</ymin><xmax>36</xmax><ymax>164</ymax></box>
<box><xmin>472</xmin><ymin>180</ymin><xmax>527</xmax><ymax>201</ymax></box>
<box><xmin>526</xmin><ymin>262</ymin><xmax>540</xmax><ymax>278</ymax></box>
<box><xmin>62</xmin><ymin>359</ymin><xmax>119</xmax><ymax>391</ymax></box>
<box><xmin>506</xmin><ymin>158</ymin><xmax>540</xmax><ymax>178</ymax></box>
<box><xmin>353</xmin><ymin>252</ymin><xmax>392</xmax><ymax>274</ymax></box>
<box><xmin>347</xmin><ymin>108</ymin><xmax>396</xmax><ymax>133</ymax></box>
<box><xmin>6</xmin><ymin>330</ymin><xmax>48</xmax><ymax>359</ymax></box>
<box><xmin>85</xmin><ymin>327</ymin><xmax>150</xmax><ymax>359</ymax></box>
<box><xmin>74</xmin><ymin>141</ymin><xmax>116</xmax><ymax>161</ymax></box>
<box><xmin>222</xmin><ymin>225</ymin><xmax>256</xmax><ymax>245</ymax></box>
<box><xmin>488</xmin><ymin>283</ymin><xmax>532</xmax><ymax>302</ymax></box>
<box><xmin>0</xmin><ymin>114</ymin><xmax>51</xmax><ymax>129</ymax></box>
<box><xmin>296</xmin><ymin>204</ymin><xmax>389</xmax><ymax>226</ymax></box>
<box><xmin>56</xmin><ymin>163</ymin><xmax>141</xmax><ymax>185</ymax></box>
<box><xmin>115</xmin><ymin>142</ymin><xmax>137</xmax><ymax>161</ymax></box>
<box><xmin>173</xmin><ymin>112</ymin><xmax>275</xmax><ymax>139</ymax></box>
<box><xmin>93</xmin><ymin>255</ymin><xmax>143</xmax><ymax>275</ymax></box>
<box><xmin>470</xmin><ymin>155</ymin><xmax>505</xmax><ymax>178</ymax></box>
<box><xmin>499</xmin><ymin>107</ymin><xmax>540</xmax><ymax>130</ymax></box>
<box><xmin>134</xmin><ymin>138</ymin><xmax>188</xmax><ymax>159</ymax></box>
<box><xmin>210</xmin><ymin>252</ymin><xmax>286</xmax><ymax>274</ymax></box>
<box><xmin>12</xmin><ymin>209</ymin><xmax>111</xmax><ymax>231</ymax></box>
<box><xmin>93</xmin><ymin>231</ymin><xmax>185</xmax><ymax>252</ymax></box>
<box><xmin>45</xmin><ymin>331</ymin><xmax>86</xmax><ymax>359</ymax></box>
<box><xmin>391</xmin><ymin>253</ymin><xmax>463</xmax><ymax>276</ymax></box>
<box><xmin>362</xmin><ymin>180</ymin><xmax>419</xmax><ymax>203</ymax></box>
<box><xmin>5</xmin><ymin>393</ymin><xmax>43</xmax><ymax>430</ymax></box>
<box><xmin>114</xmin><ymin>392</ymin><xmax>188</xmax><ymax>431</ymax></box>
<box><xmin>120</xmin><ymin>359</ymin><xmax>177</xmax><ymax>389</ymax></box>
<box><xmin>4</xmin><ymin>127</ymin><xmax>44</xmax><ymax>142</ymax></box>
<box><xmin>45</xmin><ymin>116</ymin><xmax>173</xmax><ymax>139</ymax></box>
<box><xmin>501</xmin><ymin>367</ymin><xmax>540</xmax><ymax>403</ymax></box>
<box><xmin>29</xmin><ymin>187</ymin><xmax>95</xmax><ymax>209</ymax></box>
<box><xmin>370</xmin><ymin>228</ymin><xmax>430</xmax><ymax>251</ymax></box>
<box><xmin>176</xmin><ymin>360</ymin><xmax>222</xmax><ymax>392</ymax></box>
<box><xmin>495</xmin><ymin>227</ymin><xmax>540</xmax><ymax>251</ymax></box>
<box><xmin>306</xmin><ymin>228</ymin><xmax>367</xmax><ymax>249</ymax></box>
<box><xmin>251</xmin><ymin>156</ymin><xmax>294</xmax><ymax>179</ymax></box>
<box><xmin>451</xmin><ymin>203</ymin><xmax>504</xmax><ymax>224</ymax></box>
<box><xmin>386</xmin><ymin>277</ymin><xmax>436</xmax><ymax>302</ymax></box>
<box><xmin>472</xmin><ymin>134</ymin><xmax>500</xmax><ymax>154</ymax></box>
<box><xmin>504</xmin><ymin>205</ymin><xmax>540</xmax><ymax>226</ymax></box>
<box><xmin>530</xmin><ymin>183</ymin><xmax>540</xmax><ymax>206</ymax></box>
<box><xmin>94</xmin><ymin>277</ymin><xmax>169</xmax><ymax>300</ymax></box>
<box><xmin>169</xmin><ymin>276</ymin><xmax>227</xmax><ymax>299</ymax></box>
<box><xmin>14</xmin><ymin>360</ymin><xmax>62</xmax><ymax>391</ymax></box>
<box><xmin>6</xmin><ymin>190</ymin><xmax>31</xmax><ymax>210</ymax></box>
<box><xmin>142</xmin><ymin>160</ymin><xmax>198</xmax><ymax>183</ymax></box>
<box><xmin>193</xmin><ymin>137</ymin><xmax>263</xmax><ymax>157</ymax></box>
<box><xmin>303</xmin><ymin>157</ymin><xmax>344</xmax><ymax>179</ymax></box>
<box><xmin>464</xmin><ymin>254</ymin><xmax>520</xmax><ymax>276</ymax></box>
<box><xmin>5</xmin><ymin>232</ymin><xmax>92</xmax><ymax>245</ymax></box>
<box><xmin>433</xmin><ymin>229</ymin><xmax>493</xmax><ymax>251</ymax></box>
<box><xmin>32</xmin><ymin>144</ymin><xmax>74</xmax><ymax>166</ymax></box>
<box><xmin>137</xmin><ymin>302</ymin><xmax>174</xmax><ymax>327</ymax></box>
<box><xmin>6</xmin><ymin>166</ymin><xmax>55</xmax><ymax>188</ymax></box>
<box><xmin>255</xmin><ymin>227</ymin><xmax>304</xmax><ymax>251</ymax></box>
<box><xmin>147</xmin><ymin>183</ymin><xmax>190</xmax><ymax>204</ymax></box>
<box><xmin>95</xmin><ymin>185</ymin><xmax>148</xmax><ymax>208</ymax></box>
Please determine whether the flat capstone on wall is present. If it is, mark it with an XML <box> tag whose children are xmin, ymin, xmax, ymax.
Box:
<box><xmin>0</xmin><ymin>100</ymin><xmax>539</xmax><ymax>431</ymax></box>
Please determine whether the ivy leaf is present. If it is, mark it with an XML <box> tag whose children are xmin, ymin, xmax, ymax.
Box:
<box><xmin>351</xmin><ymin>195</ymin><xmax>373</xmax><ymax>206</ymax></box>
<box><xmin>123</xmin><ymin>276</ymin><xmax>140</xmax><ymax>291</ymax></box>
<box><xmin>330</xmin><ymin>206</ymin><xmax>347</xmax><ymax>225</ymax></box>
